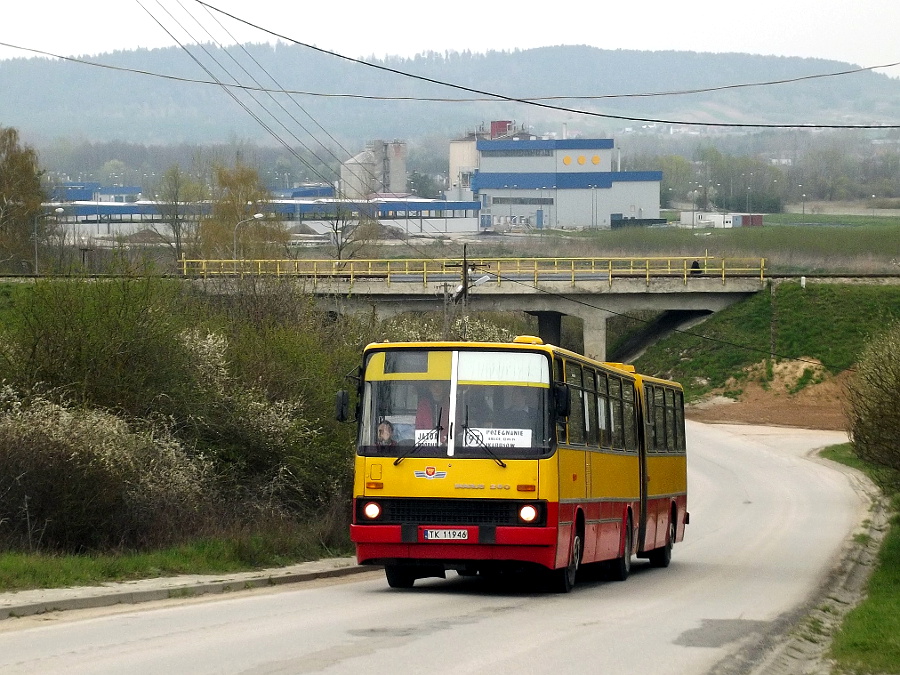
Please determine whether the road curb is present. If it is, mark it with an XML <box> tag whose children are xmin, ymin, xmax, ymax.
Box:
<box><xmin>0</xmin><ymin>558</ymin><xmax>370</xmax><ymax>620</ymax></box>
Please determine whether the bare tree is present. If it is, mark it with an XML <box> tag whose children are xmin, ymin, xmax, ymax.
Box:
<box><xmin>324</xmin><ymin>203</ymin><xmax>381</xmax><ymax>261</ymax></box>
<box><xmin>153</xmin><ymin>164</ymin><xmax>202</xmax><ymax>265</ymax></box>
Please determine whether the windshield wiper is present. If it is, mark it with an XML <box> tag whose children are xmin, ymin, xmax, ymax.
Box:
<box><xmin>462</xmin><ymin>407</ymin><xmax>506</xmax><ymax>468</ymax></box>
<box><xmin>393</xmin><ymin>408</ymin><xmax>444</xmax><ymax>465</ymax></box>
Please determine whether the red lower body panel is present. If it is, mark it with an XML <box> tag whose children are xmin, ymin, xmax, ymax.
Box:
<box><xmin>352</xmin><ymin>524</ymin><xmax>558</xmax><ymax>569</ymax></box>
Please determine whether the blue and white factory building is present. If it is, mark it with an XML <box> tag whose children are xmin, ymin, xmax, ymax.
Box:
<box><xmin>470</xmin><ymin>137</ymin><xmax>662</xmax><ymax>230</ymax></box>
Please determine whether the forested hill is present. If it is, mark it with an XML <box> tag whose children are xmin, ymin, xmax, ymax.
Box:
<box><xmin>2</xmin><ymin>43</ymin><xmax>899</xmax><ymax>146</ymax></box>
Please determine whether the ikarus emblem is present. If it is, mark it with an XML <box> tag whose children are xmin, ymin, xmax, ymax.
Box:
<box><xmin>414</xmin><ymin>466</ymin><xmax>447</xmax><ymax>479</ymax></box>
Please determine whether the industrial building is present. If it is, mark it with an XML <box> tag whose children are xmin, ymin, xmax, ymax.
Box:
<box><xmin>340</xmin><ymin>140</ymin><xmax>408</xmax><ymax>199</ymax></box>
<box><xmin>449</xmin><ymin>122</ymin><xmax>663</xmax><ymax>231</ymax></box>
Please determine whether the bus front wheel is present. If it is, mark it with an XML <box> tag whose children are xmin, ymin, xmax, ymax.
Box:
<box><xmin>552</xmin><ymin>531</ymin><xmax>582</xmax><ymax>593</ymax></box>
<box><xmin>385</xmin><ymin>565</ymin><xmax>415</xmax><ymax>589</ymax></box>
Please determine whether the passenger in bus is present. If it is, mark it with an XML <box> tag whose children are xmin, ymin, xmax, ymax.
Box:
<box><xmin>498</xmin><ymin>387</ymin><xmax>535</xmax><ymax>430</ymax></box>
<box><xmin>376</xmin><ymin>420</ymin><xmax>396</xmax><ymax>447</ymax></box>
<box><xmin>415</xmin><ymin>381</ymin><xmax>449</xmax><ymax>441</ymax></box>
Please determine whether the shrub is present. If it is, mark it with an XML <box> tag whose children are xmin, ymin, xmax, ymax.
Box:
<box><xmin>0</xmin><ymin>277</ymin><xmax>193</xmax><ymax>417</ymax></box>
<box><xmin>0</xmin><ymin>387</ymin><xmax>218</xmax><ymax>552</ymax></box>
<box><xmin>845</xmin><ymin>321</ymin><xmax>900</xmax><ymax>488</ymax></box>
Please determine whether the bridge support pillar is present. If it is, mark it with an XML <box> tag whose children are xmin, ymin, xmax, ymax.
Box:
<box><xmin>582</xmin><ymin>311</ymin><xmax>610</xmax><ymax>362</ymax></box>
<box><xmin>528</xmin><ymin>311</ymin><xmax>563</xmax><ymax>347</ymax></box>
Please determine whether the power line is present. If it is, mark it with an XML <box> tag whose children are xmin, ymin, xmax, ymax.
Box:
<box><xmin>192</xmin><ymin>3</ymin><xmax>358</xmax><ymax>164</ymax></box>
<box><xmin>193</xmin><ymin>1</ymin><xmax>900</xmax><ymax>129</ymax></box>
<box><xmin>5</xmin><ymin>40</ymin><xmax>897</xmax><ymax>107</ymax></box>
<box><xmin>137</xmin><ymin>0</ymin><xmax>339</xmax><ymax>187</ymax></box>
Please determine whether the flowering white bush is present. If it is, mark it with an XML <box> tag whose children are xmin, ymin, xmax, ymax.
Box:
<box><xmin>846</xmin><ymin>322</ymin><xmax>900</xmax><ymax>484</ymax></box>
<box><xmin>380</xmin><ymin>313</ymin><xmax>515</xmax><ymax>343</ymax></box>
<box><xmin>179</xmin><ymin>328</ymin><xmax>230</xmax><ymax>395</ymax></box>
<box><xmin>0</xmin><ymin>386</ymin><xmax>217</xmax><ymax>551</ymax></box>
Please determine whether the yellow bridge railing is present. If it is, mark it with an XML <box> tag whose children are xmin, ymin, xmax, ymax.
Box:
<box><xmin>181</xmin><ymin>255</ymin><xmax>767</xmax><ymax>286</ymax></box>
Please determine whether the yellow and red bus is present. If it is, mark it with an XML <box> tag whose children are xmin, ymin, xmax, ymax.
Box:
<box><xmin>341</xmin><ymin>335</ymin><xmax>688</xmax><ymax>591</ymax></box>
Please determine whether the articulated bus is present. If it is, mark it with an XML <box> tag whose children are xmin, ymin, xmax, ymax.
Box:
<box><xmin>341</xmin><ymin>335</ymin><xmax>688</xmax><ymax>592</ymax></box>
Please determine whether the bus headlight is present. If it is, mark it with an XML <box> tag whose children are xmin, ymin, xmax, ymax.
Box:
<box><xmin>363</xmin><ymin>501</ymin><xmax>382</xmax><ymax>520</ymax></box>
<box><xmin>518</xmin><ymin>504</ymin><xmax>538</xmax><ymax>523</ymax></box>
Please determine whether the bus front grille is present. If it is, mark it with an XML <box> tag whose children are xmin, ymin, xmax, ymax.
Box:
<box><xmin>357</xmin><ymin>498</ymin><xmax>546</xmax><ymax>526</ymax></box>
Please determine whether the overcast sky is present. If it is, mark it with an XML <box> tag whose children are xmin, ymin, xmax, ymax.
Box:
<box><xmin>2</xmin><ymin>0</ymin><xmax>899</xmax><ymax>77</ymax></box>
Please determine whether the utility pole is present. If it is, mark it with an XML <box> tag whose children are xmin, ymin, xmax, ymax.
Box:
<box><xmin>461</xmin><ymin>244</ymin><xmax>469</xmax><ymax>307</ymax></box>
<box><xmin>442</xmin><ymin>284</ymin><xmax>451</xmax><ymax>340</ymax></box>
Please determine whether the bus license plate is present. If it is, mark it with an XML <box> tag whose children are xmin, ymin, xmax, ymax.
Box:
<box><xmin>423</xmin><ymin>528</ymin><xmax>469</xmax><ymax>541</ymax></box>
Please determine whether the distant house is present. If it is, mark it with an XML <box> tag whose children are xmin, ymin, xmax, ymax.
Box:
<box><xmin>96</xmin><ymin>186</ymin><xmax>142</xmax><ymax>203</ymax></box>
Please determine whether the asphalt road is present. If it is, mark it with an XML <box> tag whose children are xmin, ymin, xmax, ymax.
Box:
<box><xmin>0</xmin><ymin>422</ymin><xmax>862</xmax><ymax>675</ymax></box>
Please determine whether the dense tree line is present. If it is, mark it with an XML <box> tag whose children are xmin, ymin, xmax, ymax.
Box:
<box><xmin>4</xmin><ymin>44</ymin><xmax>900</xmax><ymax>145</ymax></box>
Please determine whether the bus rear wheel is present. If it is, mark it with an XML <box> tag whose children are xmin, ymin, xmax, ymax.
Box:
<box><xmin>649</xmin><ymin>517</ymin><xmax>675</xmax><ymax>568</ymax></box>
<box><xmin>384</xmin><ymin>565</ymin><xmax>415</xmax><ymax>589</ymax></box>
<box><xmin>607</xmin><ymin>516</ymin><xmax>633</xmax><ymax>581</ymax></box>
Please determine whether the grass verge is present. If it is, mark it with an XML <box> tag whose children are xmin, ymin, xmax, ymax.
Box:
<box><xmin>820</xmin><ymin>443</ymin><xmax>900</xmax><ymax>674</ymax></box>
<box><xmin>634</xmin><ymin>282</ymin><xmax>900</xmax><ymax>401</ymax></box>
<box><xmin>0</xmin><ymin>529</ymin><xmax>353</xmax><ymax>592</ymax></box>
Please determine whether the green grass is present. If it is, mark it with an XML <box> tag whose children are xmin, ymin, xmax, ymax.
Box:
<box><xmin>820</xmin><ymin>443</ymin><xmax>900</xmax><ymax>674</ymax></box>
<box><xmin>763</xmin><ymin>213</ymin><xmax>899</xmax><ymax>228</ymax></box>
<box><xmin>473</xmin><ymin>221</ymin><xmax>900</xmax><ymax>275</ymax></box>
<box><xmin>633</xmin><ymin>282</ymin><xmax>900</xmax><ymax>400</ymax></box>
<box><xmin>0</xmin><ymin>530</ymin><xmax>352</xmax><ymax>592</ymax></box>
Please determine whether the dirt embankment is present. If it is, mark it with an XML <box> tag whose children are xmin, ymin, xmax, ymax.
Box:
<box><xmin>685</xmin><ymin>359</ymin><xmax>849</xmax><ymax>432</ymax></box>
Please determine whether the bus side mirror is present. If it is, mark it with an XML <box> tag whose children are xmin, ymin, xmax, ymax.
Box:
<box><xmin>554</xmin><ymin>383</ymin><xmax>571</xmax><ymax>417</ymax></box>
<box><xmin>335</xmin><ymin>390</ymin><xmax>350</xmax><ymax>422</ymax></box>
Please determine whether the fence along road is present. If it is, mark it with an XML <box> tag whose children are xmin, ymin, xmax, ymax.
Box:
<box><xmin>182</xmin><ymin>254</ymin><xmax>766</xmax><ymax>286</ymax></box>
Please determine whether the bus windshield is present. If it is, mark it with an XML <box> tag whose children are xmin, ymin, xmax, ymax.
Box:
<box><xmin>358</xmin><ymin>349</ymin><xmax>553</xmax><ymax>459</ymax></box>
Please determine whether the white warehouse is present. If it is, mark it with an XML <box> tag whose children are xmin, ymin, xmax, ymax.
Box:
<box><xmin>468</xmin><ymin>133</ymin><xmax>662</xmax><ymax>230</ymax></box>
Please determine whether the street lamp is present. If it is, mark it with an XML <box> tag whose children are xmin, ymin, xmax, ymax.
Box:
<box><xmin>233</xmin><ymin>212</ymin><xmax>265</xmax><ymax>271</ymax></box>
<box><xmin>33</xmin><ymin>207</ymin><xmax>64</xmax><ymax>275</ymax></box>
<box><xmin>690</xmin><ymin>189</ymin><xmax>698</xmax><ymax>228</ymax></box>
<box><xmin>871</xmin><ymin>195</ymin><xmax>876</xmax><ymax>218</ymax></box>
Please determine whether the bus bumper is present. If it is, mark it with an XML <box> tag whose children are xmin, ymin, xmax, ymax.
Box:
<box><xmin>351</xmin><ymin>524</ymin><xmax>558</xmax><ymax>568</ymax></box>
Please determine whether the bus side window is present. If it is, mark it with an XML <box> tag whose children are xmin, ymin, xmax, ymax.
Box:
<box><xmin>665</xmin><ymin>388</ymin><xmax>676</xmax><ymax>452</ymax></box>
<box><xmin>675</xmin><ymin>390</ymin><xmax>686</xmax><ymax>451</ymax></box>
<box><xmin>597</xmin><ymin>373</ymin><xmax>610</xmax><ymax>448</ymax></box>
<box><xmin>608</xmin><ymin>376</ymin><xmax>624</xmax><ymax>450</ymax></box>
<box><xmin>584</xmin><ymin>370</ymin><xmax>599</xmax><ymax>447</ymax></box>
<box><xmin>567</xmin><ymin>362</ymin><xmax>585</xmax><ymax>445</ymax></box>
<box><xmin>654</xmin><ymin>387</ymin><xmax>666</xmax><ymax>452</ymax></box>
<box><xmin>555</xmin><ymin>358</ymin><xmax>567</xmax><ymax>445</ymax></box>
<box><xmin>623</xmin><ymin>382</ymin><xmax>638</xmax><ymax>451</ymax></box>
<box><xmin>643</xmin><ymin>384</ymin><xmax>655</xmax><ymax>452</ymax></box>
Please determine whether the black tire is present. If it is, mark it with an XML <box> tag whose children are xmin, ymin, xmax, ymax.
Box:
<box><xmin>649</xmin><ymin>517</ymin><xmax>675</xmax><ymax>568</ymax></box>
<box><xmin>607</xmin><ymin>516</ymin><xmax>633</xmax><ymax>582</ymax></box>
<box><xmin>552</xmin><ymin>530</ymin><xmax>582</xmax><ymax>593</ymax></box>
<box><xmin>385</xmin><ymin>565</ymin><xmax>415</xmax><ymax>589</ymax></box>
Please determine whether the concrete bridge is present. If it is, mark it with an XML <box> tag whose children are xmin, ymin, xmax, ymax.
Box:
<box><xmin>182</xmin><ymin>255</ymin><xmax>767</xmax><ymax>361</ymax></box>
